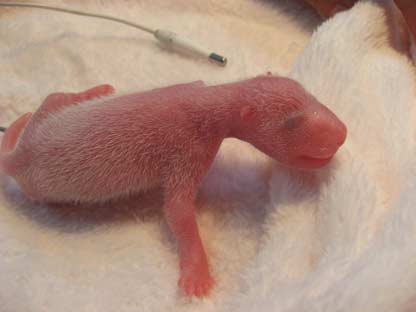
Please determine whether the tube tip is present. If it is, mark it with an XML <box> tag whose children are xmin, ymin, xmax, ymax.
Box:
<box><xmin>209</xmin><ymin>53</ymin><xmax>227</xmax><ymax>66</ymax></box>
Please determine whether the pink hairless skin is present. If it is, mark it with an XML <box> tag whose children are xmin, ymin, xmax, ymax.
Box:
<box><xmin>0</xmin><ymin>75</ymin><xmax>347</xmax><ymax>297</ymax></box>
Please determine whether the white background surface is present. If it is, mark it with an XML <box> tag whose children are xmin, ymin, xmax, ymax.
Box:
<box><xmin>1</xmin><ymin>1</ymin><xmax>416</xmax><ymax>311</ymax></box>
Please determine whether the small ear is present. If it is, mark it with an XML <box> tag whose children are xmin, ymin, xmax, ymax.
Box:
<box><xmin>240</xmin><ymin>105</ymin><xmax>256</xmax><ymax>121</ymax></box>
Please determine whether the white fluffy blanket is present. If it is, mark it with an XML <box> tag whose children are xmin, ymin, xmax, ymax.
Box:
<box><xmin>1</xmin><ymin>1</ymin><xmax>416</xmax><ymax>311</ymax></box>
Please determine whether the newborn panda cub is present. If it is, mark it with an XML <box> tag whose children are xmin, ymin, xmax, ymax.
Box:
<box><xmin>0</xmin><ymin>75</ymin><xmax>347</xmax><ymax>297</ymax></box>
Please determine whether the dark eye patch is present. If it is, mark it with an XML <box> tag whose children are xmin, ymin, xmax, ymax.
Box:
<box><xmin>284</xmin><ymin>113</ymin><xmax>305</xmax><ymax>130</ymax></box>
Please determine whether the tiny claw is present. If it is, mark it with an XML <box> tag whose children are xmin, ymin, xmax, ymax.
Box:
<box><xmin>185</xmin><ymin>280</ymin><xmax>195</xmax><ymax>297</ymax></box>
<box><xmin>204</xmin><ymin>278</ymin><xmax>214</xmax><ymax>295</ymax></box>
<box><xmin>194</xmin><ymin>285</ymin><xmax>203</xmax><ymax>298</ymax></box>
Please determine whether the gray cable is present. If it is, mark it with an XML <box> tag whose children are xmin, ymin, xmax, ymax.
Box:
<box><xmin>0</xmin><ymin>2</ymin><xmax>227</xmax><ymax>66</ymax></box>
<box><xmin>0</xmin><ymin>2</ymin><xmax>155</xmax><ymax>34</ymax></box>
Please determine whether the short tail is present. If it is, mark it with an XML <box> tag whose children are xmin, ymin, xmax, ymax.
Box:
<box><xmin>0</xmin><ymin>112</ymin><xmax>33</xmax><ymax>175</ymax></box>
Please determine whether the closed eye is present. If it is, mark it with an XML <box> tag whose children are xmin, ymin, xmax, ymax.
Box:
<box><xmin>284</xmin><ymin>113</ymin><xmax>305</xmax><ymax>130</ymax></box>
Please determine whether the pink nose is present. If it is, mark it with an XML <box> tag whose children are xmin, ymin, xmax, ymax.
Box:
<box><xmin>336</xmin><ymin>120</ymin><xmax>347</xmax><ymax>147</ymax></box>
<box><xmin>307</xmin><ymin>106</ymin><xmax>347</xmax><ymax>154</ymax></box>
<box><xmin>318</xmin><ymin>121</ymin><xmax>347</xmax><ymax>151</ymax></box>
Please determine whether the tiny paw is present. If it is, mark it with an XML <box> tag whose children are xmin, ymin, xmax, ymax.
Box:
<box><xmin>178</xmin><ymin>270</ymin><xmax>214</xmax><ymax>298</ymax></box>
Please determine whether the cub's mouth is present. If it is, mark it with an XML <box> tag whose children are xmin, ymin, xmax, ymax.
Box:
<box><xmin>294</xmin><ymin>154</ymin><xmax>335</xmax><ymax>169</ymax></box>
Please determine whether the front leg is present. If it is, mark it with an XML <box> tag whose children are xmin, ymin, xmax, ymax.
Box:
<box><xmin>164</xmin><ymin>185</ymin><xmax>214</xmax><ymax>297</ymax></box>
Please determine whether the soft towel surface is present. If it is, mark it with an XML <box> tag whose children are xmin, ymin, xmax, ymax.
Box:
<box><xmin>1</xmin><ymin>1</ymin><xmax>415</xmax><ymax>311</ymax></box>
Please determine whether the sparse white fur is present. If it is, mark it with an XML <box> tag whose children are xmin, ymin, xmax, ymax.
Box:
<box><xmin>0</xmin><ymin>0</ymin><xmax>416</xmax><ymax>311</ymax></box>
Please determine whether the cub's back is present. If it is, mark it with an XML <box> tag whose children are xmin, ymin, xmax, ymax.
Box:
<box><xmin>12</xmin><ymin>83</ymin><xmax>205</xmax><ymax>202</ymax></box>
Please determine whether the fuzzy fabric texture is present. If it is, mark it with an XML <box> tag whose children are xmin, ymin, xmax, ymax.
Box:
<box><xmin>0</xmin><ymin>0</ymin><xmax>415</xmax><ymax>311</ymax></box>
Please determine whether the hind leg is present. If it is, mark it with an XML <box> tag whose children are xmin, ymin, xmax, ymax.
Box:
<box><xmin>40</xmin><ymin>84</ymin><xmax>115</xmax><ymax>117</ymax></box>
<box><xmin>22</xmin><ymin>84</ymin><xmax>115</xmax><ymax>137</ymax></box>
